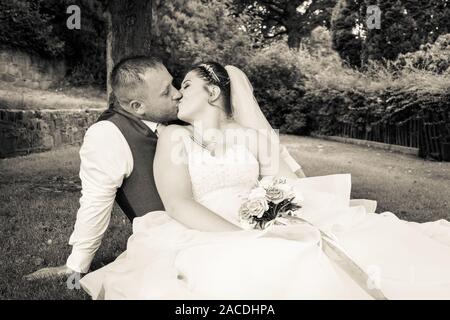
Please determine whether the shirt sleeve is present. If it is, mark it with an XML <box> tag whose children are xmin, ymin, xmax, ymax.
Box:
<box><xmin>66</xmin><ymin>121</ymin><xmax>133</xmax><ymax>273</ymax></box>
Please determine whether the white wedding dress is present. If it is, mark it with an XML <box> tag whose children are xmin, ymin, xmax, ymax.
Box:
<box><xmin>80</xmin><ymin>138</ymin><xmax>450</xmax><ymax>300</ymax></box>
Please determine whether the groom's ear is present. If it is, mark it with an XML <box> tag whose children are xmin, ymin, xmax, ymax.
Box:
<box><xmin>129</xmin><ymin>100</ymin><xmax>145</xmax><ymax>115</ymax></box>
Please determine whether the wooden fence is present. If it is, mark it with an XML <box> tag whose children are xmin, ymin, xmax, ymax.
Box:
<box><xmin>335</xmin><ymin>118</ymin><xmax>449</xmax><ymax>160</ymax></box>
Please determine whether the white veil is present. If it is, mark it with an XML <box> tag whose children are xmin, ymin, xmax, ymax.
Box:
<box><xmin>224</xmin><ymin>65</ymin><xmax>302</xmax><ymax>174</ymax></box>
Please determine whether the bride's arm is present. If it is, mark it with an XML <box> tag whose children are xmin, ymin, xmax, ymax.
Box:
<box><xmin>153</xmin><ymin>126</ymin><xmax>240</xmax><ymax>232</ymax></box>
<box><xmin>256</xmin><ymin>130</ymin><xmax>298</xmax><ymax>179</ymax></box>
<box><xmin>280</xmin><ymin>145</ymin><xmax>306</xmax><ymax>178</ymax></box>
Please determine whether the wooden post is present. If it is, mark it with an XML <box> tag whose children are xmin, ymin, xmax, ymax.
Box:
<box><xmin>106</xmin><ymin>0</ymin><xmax>155</xmax><ymax>107</ymax></box>
<box><xmin>408</xmin><ymin>120</ymin><xmax>413</xmax><ymax>147</ymax></box>
<box><xmin>386</xmin><ymin>124</ymin><xmax>391</xmax><ymax>144</ymax></box>
<box><xmin>416</xmin><ymin>119</ymin><xmax>420</xmax><ymax>148</ymax></box>
<box><xmin>396</xmin><ymin>125</ymin><xmax>399</xmax><ymax>145</ymax></box>
<box><xmin>424</xmin><ymin>122</ymin><xmax>430</xmax><ymax>157</ymax></box>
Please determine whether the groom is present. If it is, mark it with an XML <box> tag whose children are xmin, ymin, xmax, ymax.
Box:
<box><xmin>25</xmin><ymin>55</ymin><xmax>306</xmax><ymax>280</ymax></box>
<box><xmin>25</xmin><ymin>55</ymin><xmax>183</xmax><ymax>279</ymax></box>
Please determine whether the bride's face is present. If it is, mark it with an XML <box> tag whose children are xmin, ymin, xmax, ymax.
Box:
<box><xmin>177</xmin><ymin>71</ymin><xmax>211</xmax><ymax>123</ymax></box>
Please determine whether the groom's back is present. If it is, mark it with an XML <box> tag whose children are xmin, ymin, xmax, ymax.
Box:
<box><xmin>97</xmin><ymin>108</ymin><xmax>165</xmax><ymax>221</ymax></box>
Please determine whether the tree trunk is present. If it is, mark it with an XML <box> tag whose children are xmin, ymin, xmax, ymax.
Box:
<box><xmin>106</xmin><ymin>0</ymin><xmax>154</xmax><ymax>107</ymax></box>
<box><xmin>285</xmin><ymin>2</ymin><xmax>302</xmax><ymax>49</ymax></box>
<box><xmin>287</xmin><ymin>29</ymin><xmax>302</xmax><ymax>49</ymax></box>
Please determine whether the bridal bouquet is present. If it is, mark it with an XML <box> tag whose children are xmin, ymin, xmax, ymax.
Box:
<box><xmin>238</xmin><ymin>177</ymin><xmax>303</xmax><ymax>230</ymax></box>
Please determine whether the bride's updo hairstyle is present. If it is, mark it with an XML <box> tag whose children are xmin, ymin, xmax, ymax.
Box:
<box><xmin>191</xmin><ymin>61</ymin><xmax>232</xmax><ymax>118</ymax></box>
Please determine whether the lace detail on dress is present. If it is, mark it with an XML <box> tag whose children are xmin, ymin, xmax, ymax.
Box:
<box><xmin>184</xmin><ymin>137</ymin><xmax>259</xmax><ymax>205</ymax></box>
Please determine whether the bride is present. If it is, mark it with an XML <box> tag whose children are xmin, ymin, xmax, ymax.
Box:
<box><xmin>80</xmin><ymin>62</ymin><xmax>450</xmax><ymax>300</ymax></box>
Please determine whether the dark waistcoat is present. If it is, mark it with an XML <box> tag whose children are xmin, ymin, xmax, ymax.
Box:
<box><xmin>97</xmin><ymin>107</ymin><xmax>165</xmax><ymax>221</ymax></box>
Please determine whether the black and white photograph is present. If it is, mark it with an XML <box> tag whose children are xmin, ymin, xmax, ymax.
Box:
<box><xmin>1</xmin><ymin>0</ymin><xmax>450</xmax><ymax>303</ymax></box>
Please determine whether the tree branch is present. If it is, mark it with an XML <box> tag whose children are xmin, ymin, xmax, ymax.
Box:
<box><xmin>265</xmin><ymin>12</ymin><xmax>284</xmax><ymax>25</ymax></box>
<box><xmin>259</xmin><ymin>0</ymin><xmax>286</xmax><ymax>15</ymax></box>
<box><xmin>303</xmin><ymin>0</ymin><xmax>336</xmax><ymax>16</ymax></box>
<box><xmin>263</xmin><ymin>29</ymin><xmax>288</xmax><ymax>38</ymax></box>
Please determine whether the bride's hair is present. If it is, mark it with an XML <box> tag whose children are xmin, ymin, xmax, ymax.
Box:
<box><xmin>190</xmin><ymin>61</ymin><xmax>232</xmax><ymax>117</ymax></box>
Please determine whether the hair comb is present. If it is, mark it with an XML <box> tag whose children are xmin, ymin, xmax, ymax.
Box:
<box><xmin>199</xmin><ymin>63</ymin><xmax>220</xmax><ymax>83</ymax></box>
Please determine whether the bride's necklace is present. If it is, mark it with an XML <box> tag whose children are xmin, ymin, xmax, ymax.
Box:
<box><xmin>190</xmin><ymin>134</ymin><xmax>219</xmax><ymax>156</ymax></box>
<box><xmin>190</xmin><ymin>120</ymin><xmax>234</xmax><ymax>156</ymax></box>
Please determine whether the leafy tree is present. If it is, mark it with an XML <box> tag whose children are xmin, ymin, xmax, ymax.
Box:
<box><xmin>1</xmin><ymin>0</ymin><xmax>255</xmax><ymax>86</ymax></box>
<box><xmin>395</xmin><ymin>33</ymin><xmax>450</xmax><ymax>74</ymax></box>
<box><xmin>245</xmin><ymin>42</ymin><xmax>307</xmax><ymax>132</ymax></box>
<box><xmin>363</xmin><ymin>0</ymin><xmax>422</xmax><ymax>62</ymax></box>
<box><xmin>305</xmin><ymin>26</ymin><xmax>338</xmax><ymax>58</ymax></box>
<box><xmin>232</xmin><ymin>0</ymin><xmax>337</xmax><ymax>49</ymax></box>
<box><xmin>40</xmin><ymin>0</ymin><xmax>107</xmax><ymax>85</ymax></box>
<box><xmin>0</xmin><ymin>0</ymin><xmax>107</xmax><ymax>85</ymax></box>
<box><xmin>150</xmin><ymin>0</ymin><xmax>255</xmax><ymax>82</ymax></box>
<box><xmin>330</xmin><ymin>0</ymin><xmax>365</xmax><ymax>67</ymax></box>
<box><xmin>0</xmin><ymin>0</ymin><xmax>65</xmax><ymax>57</ymax></box>
<box><xmin>331</xmin><ymin>0</ymin><xmax>450</xmax><ymax>68</ymax></box>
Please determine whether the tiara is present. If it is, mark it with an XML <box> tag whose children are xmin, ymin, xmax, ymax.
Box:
<box><xmin>199</xmin><ymin>63</ymin><xmax>220</xmax><ymax>83</ymax></box>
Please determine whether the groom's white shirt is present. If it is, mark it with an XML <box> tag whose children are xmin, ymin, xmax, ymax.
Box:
<box><xmin>66</xmin><ymin>119</ymin><xmax>159</xmax><ymax>273</ymax></box>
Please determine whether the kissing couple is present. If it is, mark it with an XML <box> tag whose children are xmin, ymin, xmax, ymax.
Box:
<box><xmin>27</xmin><ymin>56</ymin><xmax>450</xmax><ymax>299</ymax></box>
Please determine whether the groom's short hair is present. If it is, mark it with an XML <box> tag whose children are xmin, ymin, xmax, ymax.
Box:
<box><xmin>111</xmin><ymin>55</ymin><xmax>163</xmax><ymax>101</ymax></box>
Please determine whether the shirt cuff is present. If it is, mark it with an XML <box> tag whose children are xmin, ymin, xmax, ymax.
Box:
<box><xmin>66</xmin><ymin>250</ymin><xmax>94</xmax><ymax>274</ymax></box>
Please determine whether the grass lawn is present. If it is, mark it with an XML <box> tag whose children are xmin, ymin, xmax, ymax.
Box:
<box><xmin>0</xmin><ymin>148</ymin><xmax>130</xmax><ymax>300</ymax></box>
<box><xmin>0</xmin><ymin>83</ymin><xmax>106</xmax><ymax>111</ymax></box>
<box><xmin>283</xmin><ymin>136</ymin><xmax>450</xmax><ymax>222</ymax></box>
<box><xmin>1</xmin><ymin>135</ymin><xmax>449</xmax><ymax>299</ymax></box>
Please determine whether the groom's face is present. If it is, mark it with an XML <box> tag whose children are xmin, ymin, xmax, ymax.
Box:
<box><xmin>132</xmin><ymin>65</ymin><xmax>182</xmax><ymax>123</ymax></box>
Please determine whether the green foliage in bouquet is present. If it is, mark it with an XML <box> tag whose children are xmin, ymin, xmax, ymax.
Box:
<box><xmin>239</xmin><ymin>177</ymin><xmax>303</xmax><ymax>230</ymax></box>
<box><xmin>253</xmin><ymin>197</ymin><xmax>302</xmax><ymax>230</ymax></box>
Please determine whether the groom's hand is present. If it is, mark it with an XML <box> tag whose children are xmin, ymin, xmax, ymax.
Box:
<box><xmin>23</xmin><ymin>265</ymin><xmax>75</xmax><ymax>281</ymax></box>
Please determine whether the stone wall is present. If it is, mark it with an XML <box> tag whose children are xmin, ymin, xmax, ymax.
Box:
<box><xmin>0</xmin><ymin>49</ymin><xmax>66</xmax><ymax>90</ymax></box>
<box><xmin>0</xmin><ymin>108</ymin><xmax>104</xmax><ymax>158</ymax></box>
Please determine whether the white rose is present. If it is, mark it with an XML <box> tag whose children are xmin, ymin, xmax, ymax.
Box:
<box><xmin>265</xmin><ymin>186</ymin><xmax>285</xmax><ymax>204</ymax></box>
<box><xmin>248</xmin><ymin>186</ymin><xmax>266</xmax><ymax>200</ymax></box>
<box><xmin>247</xmin><ymin>198</ymin><xmax>269</xmax><ymax>218</ymax></box>
<box><xmin>275</xmin><ymin>183</ymin><xmax>295</xmax><ymax>199</ymax></box>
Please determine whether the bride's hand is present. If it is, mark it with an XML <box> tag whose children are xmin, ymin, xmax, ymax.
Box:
<box><xmin>263</xmin><ymin>222</ymin><xmax>321</xmax><ymax>243</ymax></box>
